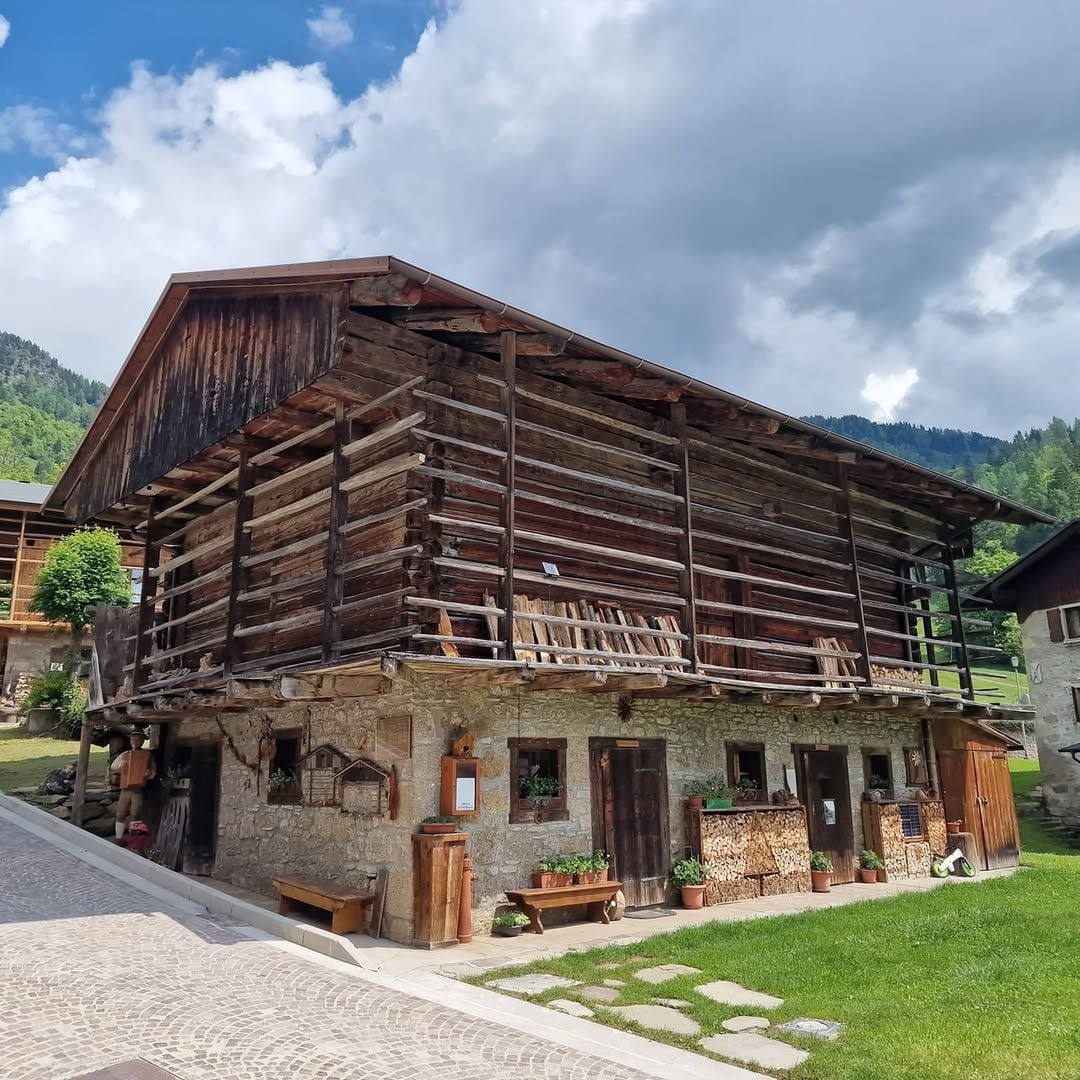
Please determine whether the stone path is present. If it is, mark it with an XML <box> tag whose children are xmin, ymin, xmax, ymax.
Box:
<box><xmin>0</xmin><ymin>827</ymin><xmax>658</xmax><ymax>1080</ymax></box>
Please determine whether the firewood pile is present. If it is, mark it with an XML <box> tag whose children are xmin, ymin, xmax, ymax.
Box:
<box><xmin>476</xmin><ymin>593</ymin><xmax>685</xmax><ymax>667</ymax></box>
<box><xmin>695</xmin><ymin>807</ymin><xmax>811</xmax><ymax>904</ymax></box>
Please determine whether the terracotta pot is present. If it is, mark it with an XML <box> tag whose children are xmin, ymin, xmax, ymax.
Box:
<box><xmin>532</xmin><ymin>871</ymin><xmax>558</xmax><ymax>888</ymax></box>
<box><xmin>687</xmin><ymin>795</ymin><xmax>704</xmax><ymax>810</ymax></box>
<box><xmin>553</xmin><ymin>872</ymin><xmax>573</xmax><ymax>887</ymax></box>
<box><xmin>595</xmin><ymin>867</ymin><xmax>609</xmax><ymax>882</ymax></box>
<box><xmin>810</xmin><ymin>869</ymin><xmax>832</xmax><ymax>893</ymax></box>
<box><xmin>858</xmin><ymin>867</ymin><xmax>877</xmax><ymax>884</ymax></box>
<box><xmin>420</xmin><ymin>822</ymin><xmax>457</xmax><ymax>834</ymax></box>
<box><xmin>575</xmin><ymin>871</ymin><xmax>601</xmax><ymax>885</ymax></box>
<box><xmin>876</xmin><ymin>868</ymin><xmax>886</xmax><ymax>883</ymax></box>
<box><xmin>681</xmin><ymin>884</ymin><xmax>706</xmax><ymax>909</ymax></box>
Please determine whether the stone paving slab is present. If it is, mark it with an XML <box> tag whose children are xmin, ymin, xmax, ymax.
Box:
<box><xmin>722</xmin><ymin>1016</ymin><xmax>771</xmax><ymax>1033</ymax></box>
<box><xmin>610</xmin><ymin>1005</ymin><xmax>702</xmax><ymax>1036</ymax></box>
<box><xmin>695</xmin><ymin>980</ymin><xmax>784</xmax><ymax>1009</ymax></box>
<box><xmin>0</xmin><ymin>828</ymin><xmax>651</xmax><ymax>1080</ymax></box>
<box><xmin>634</xmin><ymin>963</ymin><xmax>702</xmax><ymax>984</ymax></box>
<box><xmin>777</xmin><ymin>1017</ymin><xmax>842</xmax><ymax>1040</ymax></box>
<box><xmin>578</xmin><ymin>984</ymin><xmax>622</xmax><ymax>1003</ymax></box>
<box><xmin>699</xmin><ymin>1033</ymin><xmax>809</xmax><ymax>1070</ymax></box>
<box><xmin>486</xmin><ymin>972</ymin><xmax>578</xmax><ymax>995</ymax></box>
<box><xmin>549</xmin><ymin>998</ymin><xmax>595</xmax><ymax>1018</ymax></box>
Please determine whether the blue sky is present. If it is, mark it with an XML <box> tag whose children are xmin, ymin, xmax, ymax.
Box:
<box><xmin>0</xmin><ymin>2</ymin><xmax>1078</xmax><ymax>435</ymax></box>
<box><xmin>0</xmin><ymin>1</ymin><xmax>432</xmax><ymax>188</ymax></box>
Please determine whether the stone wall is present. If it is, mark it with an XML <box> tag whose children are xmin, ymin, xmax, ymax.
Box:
<box><xmin>182</xmin><ymin>672</ymin><xmax>927</xmax><ymax>943</ymax></box>
<box><xmin>1021</xmin><ymin>609</ymin><xmax>1080</xmax><ymax>826</ymax></box>
<box><xmin>1</xmin><ymin>628</ymin><xmax>69</xmax><ymax>703</ymax></box>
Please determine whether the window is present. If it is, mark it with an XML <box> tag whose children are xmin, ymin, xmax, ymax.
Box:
<box><xmin>726</xmin><ymin>742</ymin><xmax>767</xmax><ymax>802</ymax></box>
<box><xmin>904</xmin><ymin>746</ymin><xmax>929</xmax><ymax>788</ymax></box>
<box><xmin>1065</xmin><ymin>604</ymin><xmax>1080</xmax><ymax>644</ymax></box>
<box><xmin>509</xmin><ymin>738</ymin><xmax>568</xmax><ymax>823</ymax></box>
<box><xmin>129</xmin><ymin>568</ymin><xmax>144</xmax><ymax>606</ymax></box>
<box><xmin>268</xmin><ymin>733</ymin><xmax>302</xmax><ymax>804</ymax></box>
<box><xmin>862</xmin><ymin>749</ymin><xmax>893</xmax><ymax>794</ymax></box>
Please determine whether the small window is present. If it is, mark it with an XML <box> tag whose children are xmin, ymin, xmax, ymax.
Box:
<box><xmin>727</xmin><ymin>742</ymin><xmax>767</xmax><ymax>802</ymax></box>
<box><xmin>269</xmin><ymin>734</ymin><xmax>302</xmax><ymax>804</ymax></box>
<box><xmin>509</xmin><ymin>738</ymin><xmax>568</xmax><ymax>823</ymax></box>
<box><xmin>863</xmin><ymin>749</ymin><xmax>893</xmax><ymax>794</ymax></box>
<box><xmin>1065</xmin><ymin>605</ymin><xmax>1080</xmax><ymax>643</ymax></box>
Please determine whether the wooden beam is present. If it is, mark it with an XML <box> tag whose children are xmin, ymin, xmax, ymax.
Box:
<box><xmin>671</xmin><ymin>403</ymin><xmax>699</xmax><ymax>673</ymax></box>
<box><xmin>836</xmin><ymin>465</ymin><xmax>873</xmax><ymax>687</ymax></box>
<box><xmin>222</xmin><ymin>453</ymin><xmax>254</xmax><ymax>679</ymax></box>
<box><xmin>447</xmin><ymin>333</ymin><xmax>568</xmax><ymax>357</ymax></box>
<box><xmin>499</xmin><ymin>330</ymin><xmax>517</xmax><ymax>661</ymax></box>
<box><xmin>71</xmin><ymin>718</ymin><xmax>94</xmax><ymax>828</ymax></box>
<box><xmin>349</xmin><ymin>273</ymin><xmax>425</xmax><ymax>307</ymax></box>
<box><xmin>943</xmin><ymin>543</ymin><xmax>975</xmax><ymax>700</ymax></box>
<box><xmin>276</xmin><ymin>672</ymin><xmax>391</xmax><ymax>699</ymax></box>
<box><xmin>321</xmin><ymin>408</ymin><xmax>351</xmax><ymax>664</ymax></box>
<box><xmin>131</xmin><ymin>498</ymin><xmax>161</xmax><ymax>693</ymax></box>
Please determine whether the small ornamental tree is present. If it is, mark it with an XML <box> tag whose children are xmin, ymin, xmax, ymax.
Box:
<box><xmin>31</xmin><ymin>527</ymin><xmax>132</xmax><ymax>663</ymax></box>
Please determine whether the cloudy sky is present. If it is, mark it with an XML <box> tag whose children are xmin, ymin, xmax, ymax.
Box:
<box><xmin>1</xmin><ymin>1</ymin><xmax>1079</xmax><ymax>436</ymax></box>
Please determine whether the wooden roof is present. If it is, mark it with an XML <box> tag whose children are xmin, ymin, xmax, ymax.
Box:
<box><xmin>47</xmin><ymin>257</ymin><xmax>1051</xmax><ymax>528</ymax></box>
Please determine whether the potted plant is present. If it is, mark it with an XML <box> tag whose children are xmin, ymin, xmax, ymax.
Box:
<box><xmin>492</xmin><ymin>911</ymin><xmax>530</xmax><ymax>937</ymax></box>
<box><xmin>532</xmin><ymin>856</ymin><xmax>573</xmax><ymax>888</ymax></box>
<box><xmin>858</xmin><ymin>849</ymin><xmax>884</xmax><ymax>884</ymax></box>
<box><xmin>267</xmin><ymin>768</ymin><xmax>299</xmax><ymax>804</ymax></box>
<box><xmin>564</xmin><ymin>854</ymin><xmax>589</xmax><ymax>884</ymax></box>
<box><xmin>809</xmin><ymin>850</ymin><xmax>833</xmax><ymax>893</ymax></box>
<box><xmin>704</xmin><ymin>776</ymin><xmax>735</xmax><ymax>810</ymax></box>
<box><xmin>671</xmin><ymin>857</ymin><xmax>711</xmax><ymax>909</ymax></box>
<box><xmin>520</xmin><ymin>774</ymin><xmax>560</xmax><ymax>800</ymax></box>
<box><xmin>420</xmin><ymin>814</ymin><xmax>458</xmax><ymax>835</ymax></box>
<box><xmin>734</xmin><ymin>776</ymin><xmax>762</xmax><ymax>804</ymax></box>
<box><xmin>686</xmin><ymin>778</ymin><xmax>712</xmax><ymax>810</ymax></box>
<box><xmin>576</xmin><ymin>850</ymin><xmax>609</xmax><ymax>884</ymax></box>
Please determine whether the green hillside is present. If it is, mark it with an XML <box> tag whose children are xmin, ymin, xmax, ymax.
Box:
<box><xmin>0</xmin><ymin>331</ymin><xmax>105</xmax><ymax>482</ymax></box>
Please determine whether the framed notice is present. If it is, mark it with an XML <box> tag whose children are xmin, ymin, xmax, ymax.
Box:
<box><xmin>440</xmin><ymin>755</ymin><xmax>480</xmax><ymax>817</ymax></box>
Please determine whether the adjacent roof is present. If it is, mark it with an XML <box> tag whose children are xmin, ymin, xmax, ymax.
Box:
<box><xmin>0</xmin><ymin>480</ymin><xmax>52</xmax><ymax>510</ymax></box>
<box><xmin>46</xmin><ymin>256</ymin><xmax>1054</xmax><ymax>526</ymax></box>
<box><xmin>974</xmin><ymin>520</ymin><xmax>1080</xmax><ymax>605</ymax></box>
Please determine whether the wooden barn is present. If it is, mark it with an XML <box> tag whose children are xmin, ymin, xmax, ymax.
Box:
<box><xmin>52</xmin><ymin>257</ymin><xmax>1047</xmax><ymax>943</ymax></box>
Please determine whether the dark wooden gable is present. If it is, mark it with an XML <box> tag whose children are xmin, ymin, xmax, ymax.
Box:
<box><xmin>69</xmin><ymin>287</ymin><xmax>346</xmax><ymax>521</ymax></box>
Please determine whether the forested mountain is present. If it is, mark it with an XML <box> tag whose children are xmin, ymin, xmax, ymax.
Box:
<box><xmin>0</xmin><ymin>332</ymin><xmax>106</xmax><ymax>482</ymax></box>
<box><xmin>803</xmin><ymin>414</ymin><xmax>1005</xmax><ymax>473</ymax></box>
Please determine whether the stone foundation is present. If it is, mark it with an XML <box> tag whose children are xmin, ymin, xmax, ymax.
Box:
<box><xmin>178</xmin><ymin>671</ymin><xmax>929</xmax><ymax>944</ymax></box>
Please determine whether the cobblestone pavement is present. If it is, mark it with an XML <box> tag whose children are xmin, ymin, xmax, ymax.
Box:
<box><xmin>0</xmin><ymin>827</ymin><xmax>649</xmax><ymax>1080</ymax></box>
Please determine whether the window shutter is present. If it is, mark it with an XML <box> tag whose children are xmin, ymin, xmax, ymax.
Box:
<box><xmin>1048</xmin><ymin>608</ymin><xmax>1065</xmax><ymax>642</ymax></box>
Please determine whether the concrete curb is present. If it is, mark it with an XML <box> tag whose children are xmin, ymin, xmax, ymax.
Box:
<box><xmin>0</xmin><ymin>792</ymin><xmax>362</xmax><ymax>967</ymax></box>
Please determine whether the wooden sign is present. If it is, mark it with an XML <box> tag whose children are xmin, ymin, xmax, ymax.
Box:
<box><xmin>440</xmin><ymin>755</ymin><xmax>480</xmax><ymax>817</ymax></box>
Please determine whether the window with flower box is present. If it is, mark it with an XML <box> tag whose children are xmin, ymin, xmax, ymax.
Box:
<box><xmin>509</xmin><ymin>737</ymin><xmax>568</xmax><ymax>823</ymax></box>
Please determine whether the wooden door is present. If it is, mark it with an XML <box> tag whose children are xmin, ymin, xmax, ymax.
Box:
<box><xmin>973</xmin><ymin>751</ymin><xmax>1020</xmax><ymax>870</ymax></box>
<box><xmin>590</xmin><ymin>739</ymin><xmax>670</xmax><ymax>908</ymax></box>
<box><xmin>797</xmin><ymin>747</ymin><xmax>855</xmax><ymax>883</ymax></box>
<box><xmin>184</xmin><ymin>743</ymin><xmax>221</xmax><ymax>875</ymax></box>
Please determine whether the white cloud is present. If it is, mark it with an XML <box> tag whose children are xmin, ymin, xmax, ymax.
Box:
<box><xmin>1</xmin><ymin>1</ymin><xmax>1080</xmax><ymax>437</ymax></box>
<box><xmin>0</xmin><ymin>15</ymin><xmax>9</xmax><ymax>48</ymax></box>
<box><xmin>307</xmin><ymin>6</ymin><xmax>354</xmax><ymax>49</ymax></box>
<box><xmin>861</xmin><ymin>369</ymin><xmax>920</xmax><ymax>421</ymax></box>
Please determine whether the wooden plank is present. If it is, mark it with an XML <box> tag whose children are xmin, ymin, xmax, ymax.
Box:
<box><xmin>500</xmin><ymin>331</ymin><xmax>518</xmax><ymax>661</ymax></box>
<box><xmin>131</xmin><ymin>498</ymin><xmax>162</xmax><ymax>693</ymax></box>
<box><xmin>516</xmin><ymin>385</ymin><xmax>679</xmax><ymax>445</ymax></box>
<box><xmin>944</xmin><ymin>543</ymin><xmax>975</xmax><ymax>699</ymax></box>
<box><xmin>692</xmin><ymin>563</ymin><xmax>854</xmax><ymax>600</ymax></box>
<box><xmin>696</xmin><ymin>598</ymin><xmax>858</xmax><ymax>630</ymax></box>
<box><xmin>697</xmin><ymin>634</ymin><xmax>862</xmax><ymax>660</ymax></box>
<box><xmin>412</xmin><ymin>389</ymin><xmax>506</xmax><ymax>423</ymax></box>
<box><xmin>515</xmin><ymin>453</ymin><xmax>682</xmax><ymax>504</ymax></box>
<box><xmin>514</xmin><ymin>417</ymin><xmax>677</xmax><ymax>471</ymax></box>
<box><xmin>514</xmin><ymin>528</ymin><xmax>684</xmax><ymax>572</ymax></box>
<box><xmin>155</xmin><ymin>466</ymin><xmax>239</xmax><ymax>523</ymax></box>
<box><xmin>837</xmin><ymin>466</ymin><xmax>874</xmax><ymax>686</ymax></box>
<box><xmin>322</xmin><ymin>410</ymin><xmax>350</xmax><ymax>663</ymax></box>
<box><xmin>222</xmin><ymin>454</ymin><xmax>253</xmax><ymax>678</ymax></box>
<box><xmin>340</xmin><ymin>452</ymin><xmax>425</xmax><ymax>494</ymax></box>
<box><xmin>671</xmin><ymin>403</ymin><xmax>699</xmax><ymax>672</ymax></box>
<box><xmin>345</xmin><ymin>373</ymin><xmax>424</xmax><ymax>420</ymax></box>
<box><xmin>152</xmin><ymin>563</ymin><xmax>232</xmax><ymax>607</ymax></box>
<box><xmin>148</xmin><ymin>531</ymin><xmax>231</xmax><ymax>578</ymax></box>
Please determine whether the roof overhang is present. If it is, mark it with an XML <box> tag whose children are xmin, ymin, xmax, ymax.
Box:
<box><xmin>974</xmin><ymin>520</ymin><xmax>1080</xmax><ymax>609</ymax></box>
<box><xmin>48</xmin><ymin>256</ymin><xmax>1054</xmax><ymax>528</ymax></box>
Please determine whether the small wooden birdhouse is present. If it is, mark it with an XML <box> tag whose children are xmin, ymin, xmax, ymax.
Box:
<box><xmin>337</xmin><ymin>756</ymin><xmax>392</xmax><ymax>817</ymax></box>
<box><xmin>295</xmin><ymin>744</ymin><xmax>351</xmax><ymax>807</ymax></box>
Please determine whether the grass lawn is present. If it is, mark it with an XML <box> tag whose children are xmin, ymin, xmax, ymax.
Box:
<box><xmin>478</xmin><ymin>761</ymin><xmax>1079</xmax><ymax>1079</ymax></box>
<box><xmin>1010</xmin><ymin>759</ymin><xmax>1076</xmax><ymax>858</ymax></box>
<box><xmin>0</xmin><ymin>725</ymin><xmax>105</xmax><ymax>792</ymax></box>
<box><xmin>925</xmin><ymin>665</ymin><xmax>1029</xmax><ymax>704</ymax></box>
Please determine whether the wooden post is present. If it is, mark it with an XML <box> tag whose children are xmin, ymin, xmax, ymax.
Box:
<box><xmin>499</xmin><ymin>331</ymin><xmax>517</xmax><ymax>661</ymax></box>
<box><xmin>913</xmin><ymin>564</ymin><xmax>939</xmax><ymax>688</ymax></box>
<box><xmin>836</xmin><ymin>466</ymin><xmax>873</xmax><ymax>686</ymax></box>
<box><xmin>943</xmin><ymin>542</ymin><xmax>975</xmax><ymax>700</ymax></box>
<box><xmin>222</xmin><ymin>454</ymin><xmax>254</xmax><ymax>679</ymax></box>
<box><xmin>9</xmin><ymin>510</ymin><xmax>26</xmax><ymax>622</ymax></box>
<box><xmin>131</xmin><ymin>498</ymin><xmax>162</xmax><ymax>692</ymax></box>
<box><xmin>71</xmin><ymin>716</ymin><xmax>93</xmax><ymax>828</ymax></box>
<box><xmin>322</xmin><ymin>406</ymin><xmax>352</xmax><ymax>664</ymax></box>
<box><xmin>457</xmin><ymin>852</ymin><xmax>474</xmax><ymax>944</ymax></box>
<box><xmin>670</xmin><ymin>403</ymin><xmax>699</xmax><ymax>672</ymax></box>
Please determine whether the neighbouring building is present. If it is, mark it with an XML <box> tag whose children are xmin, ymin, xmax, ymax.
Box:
<box><xmin>52</xmin><ymin>258</ymin><xmax>1045</xmax><ymax>944</ymax></box>
<box><xmin>978</xmin><ymin>521</ymin><xmax>1080</xmax><ymax>829</ymax></box>
<box><xmin>0</xmin><ymin>480</ymin><xmax>141</xmax><ymax>709</ymax></box>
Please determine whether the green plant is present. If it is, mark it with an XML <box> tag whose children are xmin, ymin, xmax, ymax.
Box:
<box><xmin>869</xmin><ymin>774</ymin><xmax>892</xmax><ymax>790</ymax></box>
<box><xmin>670</xmin><ymin>857</ymin><xmax>711</xmax><ymax>888</ymax></box>
<box><xmin>492</xmin><ymin>911</ymin><xmax>530</xmax><ymax>928</ymax></box>
<box><xmin>859</xmin><ymin>849</ymin><xmax>885</xmax><ymax>871</ymax></box>
<box><xmin>268</xmin><ymin>768</ymin><xmax>295</xmax><ymax>792</ymax></box>
<box><xmin>19</xmin><ymin>667</ymin><xmax>87</xmax><ymax>735</ymax></box>
<box><xmin>588</xmin><ymin>850</ymin><xmax>610</xmax><ymax>871</ymax></box>
<box><xmin>421</xmin><ymin>814</ymin><xmax>457</xmax><ymax>824</ymax></box>
<box><xmin>687</xmin><ymin>775</ymin><xmax>733</xmax><ymax>800</ymax></box>
<box><xmin>561</xmin><ymin>854</ymin><xmax>589</xmax><ymax>876</ymax></box>
<box><xmin>810</xmin><ymin>850</ymin><xmax>834</xmax><ymax>873</ymax></box>
<box><xmin>30</xmin><ymin>527</ymin><xmax>132</xmax><ymax>662</ymax></box>
<box><xmin>735</xmin><ymin>776</ymin><xmax>760</xmax><ymax>793</ymax></box>
<box><xmin>520</xmin><ymin>774</ymin><xmax>560</xmax><ymax>799</ymax></box>
<box><xmin>537</xmin><ymin>856</ymin><xmax>563</xmax><ymax>873</ymax></box>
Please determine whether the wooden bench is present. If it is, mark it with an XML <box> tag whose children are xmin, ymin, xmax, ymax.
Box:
<box><xmin>505</xmin><ymin>880</ymin><xmax>623</xmax><ymax>935</ymax></box>
<box><xmin>272</xmin><ymin>874</ymin><xmax>376</xmax><ymax>935</ymax></box>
